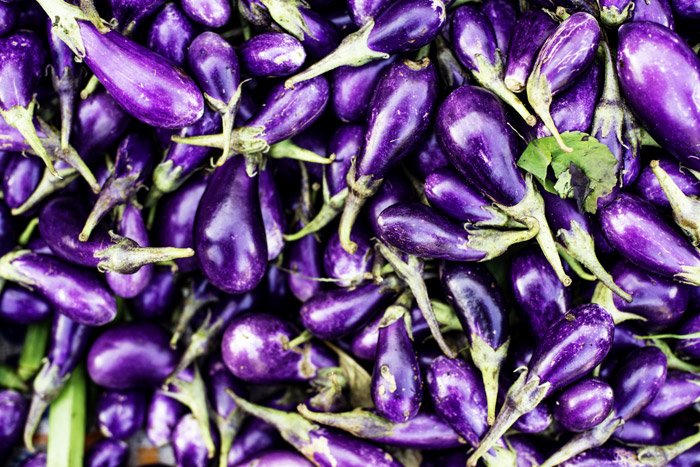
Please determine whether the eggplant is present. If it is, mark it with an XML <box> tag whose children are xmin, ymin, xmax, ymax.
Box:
<box><xmin>331</xmin><ymin>57</ymin><xmax>396</xmax><ymax>122</ymax></box>
<box><xmin>286</xmin><ymin>225</ymin><xmax>324</xmax><ymax>302</ymax></box>
<box><xmin>0</xmin><ymin>390</ymin><xmax>26</xmax><ymax>456</ymax></box>
<box><xmin>240</xmin><ymin>32</ymin><xmax>306</xmax><ymax>78</ymax></box>
<box><xmin>284</xmin><ymin>0</ymin><xmax>446</xmax><ymax>87</ymax></box>
<box><xmin>227</xmin><ymin>417</ymin><xmax>282</xmax><ymax>466</ymax></box>
<box><xmin>0</xmin><ymin>285</ymin><xmax>52</xmax><ymax>325</ymax></box>
<box><xmin>147</xmin><ymin>3</ymin><xmax>195</xmax><ymax>66</ymax></box>
<box><xmin>670</xmin><ymin>0</ymin><xmax>700</xmax><ymax>18</ymax></box>
<box><xmin>0</xmin><ymin>4</ymin><xmax>17</xmax><ymax>36</ymax></box>
<box><xmin>206</xmin><ymin>357</ymin><xmax>246</xmax><ymax>467</ymax></box>
<box><xmin>234</xmin><ymin>450</ymin><xmax>313</xmax><ymax>467</ymax></box>
<box><xmin>323</xmin><ymin>229</ymin><xmax>373</xmax><ymax>287</ymax></box>
<box><xmin>146</xmin><ymin>389</ymin><xmax>186</xmax><ymax>448</ymax></box>
<box><xmin>631</xmin><ymin>0</ymin><xmax>675</xmax><ymax>27</ymax></box>
<box><xmin>617</xmin><ymin>22</ymin><xmax>700</xmax><ymax>171</ymax></box>
<box><xmin>483</xmin><ymin>0</ymin><xmax>516</xmax><ymax>56</ymax></box>
<box><xmin>614</xmin><ymin>417</ymin><xmax>663</xmax><ymax>445</ymax></box>
<box><xmin>552</xmin><ymin>378</ymin><xmax>614</xmax><ymax>432</ymax></box>
<box><xmin>504</xmin><ymin>10</ymin><xmax>557</xmax><ymax>93</ymax></box>
<box><xmin>3</xmin><ymin>156</ymin><xmax>43</xmax><ymax>210</ymax></box>
<box><xmin>675</xmin><ymin>314</ymin><xmax>700</xmax><ymax>360</ymax></box>
<box><xmin>181</xmin><ymin>0</ymin><xmax>230</xmax><ymax>27</ymax></box>
<box><xmin>110</xmin><ymin>0</ymin><xmax>166</xmax><ymax>32</ymax></box>
<box><xmin>636</xmin><ymin>158</ymin><xmax>700</xmax><ymax>211</ymax></box>
<box><xmin>97</xmin><ymin>389</ymin><xmax>147</xmax><ymax>439</ymax></box>
<box><xmin>172</xmin><ymin>414</ymin><xmax>218</xmax><ymax>467</ymax></box>
<box><xmin>641</xmin><ymin>371</ymin><xmax>700</xmax><ymax>419</ymax></box>
<box><xmin>85</xmin><ymin>438</ymin><xmax>129</xmax><ymax>467</ymax></box>
<box><xmin>46</xmin><ymin>18</ymin><xmax>78</xmax><ymax>150</ymax></box>
<box><xmin>259</xmin><ymin>169</ymin><xmax>285</xmax><ymax>260</ymax></box>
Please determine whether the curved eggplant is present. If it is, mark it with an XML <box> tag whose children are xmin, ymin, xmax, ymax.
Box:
<box><xmin>147</xmin><ymin>3</ymin><xmax>195</xmax><ymax>66</ymax></box>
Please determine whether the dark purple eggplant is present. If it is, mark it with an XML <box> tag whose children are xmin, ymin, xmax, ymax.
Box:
<box><xmin>46</xmin><ymin>19</ymin><xmax>78</xmax><ymax>151</ymax></box>
<box><xmin>0</xmin><ymin>285</ymin><xmax>52</xmax><ymax>325</ymax></box>
<box><xmin>181</xmin><ymin>0</ymin><xmax>230</xmax><ymax>27</ymax></box>
<box><xmin>632</xmin><ymin>0</ymin><xmax>675</xmax><ymax>28</ymax></box>
<box><xmin>234</xmin><ymin>450</ymin><xmax>313</xmax><ymax>467</ymax></box>
<box><xmin>87</xmin><ymin>322</ymin><xmax>177</xmax><ymax>389</ymax></box>
<box><xmin>147</xmin><ymin>3</ymin><xmax>195</xmax><ymax>66</ymax></box>
<box><xmin>3</xmin><ymin>155</ymin><xmax>43</xmax><ymax>210</ymax></box>
<box><xmin>240</xmin><ymin>32</ymin><xmax>306</xmax><ymax>78</ymax></box>
<box><xmin>599</xmin><ymin>0</ymin><xmax>634</xmax><ymax>26</ymax></box>
<box><xmin>97</xmin><ymin>389</ymin><xmax>147</xmax><ymax>439</ymax></box>
<box><xmin>440</xmin><ymin>262</ymin><xmax>509</xmax><ymax>424</ymax></box>
<box><xmin>450</xmin><ymin>5</ymin><xmax>535</xmax><ymax>126</ymax></box>
<box><xmin>675</xmin><ymin>314</ymin><xmax>700</xmax><ymax>360</ymax></box>
<box><xmin>110</xmin><ymin>0</ymin><xmax>166</xmax><ymax>33</ymax></box>
<box><xmin>614</xmin><ymin>417</ymin><xmax>663</xmax><ymax>445</ymax></box>
<box><xmin>636</xmin><ymin>158</ymin><xmax>700</xmax><ymax>211</ymax></box>
<box><xmin>85</xmin><ymin>438</ymin><xmax>128</xmax><ymax>467</ymax></box>
<box><xmin>330</xmin><ymin>57</ymin><xmax>396</xmax><ymax>122</ymax></box>
<box><xmin>0</xmin><ymin>4</ymin><xmax>17</xmax><ymax>36</ymax></box>
<box><xmin>641</xmin><ymin>371</ymin><xmax>700</xmax><ymax>419</ymax></box>
<box><xmin>617</xmin><ymin>22</ymin><xmax>700</xmax><ymax>171</ymax></box>
<box><xmin>553</xmin><ymin>378</ymin><xmax>614</xmax><ymax>432</ymax></box>
<box><xmin>526</xmin><ymin>13</ymin><xmax>601</xmax><ymax>152</ymax></box>
<box><xmin>206</xmin><ymin>357</ymin><xmax>245</xmax><ymax>467</ymax></box>
<box><xmin>600</xmin><ymin>193</ymin><xmax>700</xmax><ymax>286</ymax></box>
<box><xmin>670</xmin><ymin>0</ymin><xmax>700</xmax><ymax>18</ymax></box>
<box><xmin>467</xmin><ymin>304</ymin><xmax>614</xmax><ymax>465</ymax></box>
<box><xmin>286</xmin><ymin>225</ymin><xmax>324</xmax><ymax>302</ymax></box>
<box><xmin>147</xmin><ymin>389</ymin><xmax>186</xmax><ymax>447</ymax></box>
<box><xmin>259</xmin><ymin>169</ymin><xmax>285</xmax><ymax>260</ymax></box>
<box><xmin>323</xmin><ymin>230</ymin><xmax>373</xmax><ymax>287</ymax></box>
<box><xmin>0</xmin><ymin>390</ymin><xmax>26</xmax><ymax>456</ymax></box>
<box><xmin>227</xmin><ymin>417</ymin><xmax>282</xmax><ymax>466</ymax></box>
<box><xmin>172</xmin><ymin>413</ymin><xmax>217</xmax><ymax>467</ymax></box>
<box><xmin>284</xmin><ymin>0</ymin><xmax>446</xmax><ymax>87</ymax></box>
<box><xmin>483</xmin><ymin>0</ymin><xmax>516</xmax><ymax>56</ymax></box>
<box><xmin>504</xmin><ymin>10</ymin><xmax>557</xmax><ymax>93</ymax></box>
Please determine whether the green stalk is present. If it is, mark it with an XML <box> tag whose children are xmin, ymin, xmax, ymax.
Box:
<box><xmin>18</xmin><ymin>321</ymin><xmax>50</xmax><ymax>381</ymax></box>
<box><xmin>47</xmin><ymin>365</ymin><xmax>86</xmax><ymax>467</ymax></box>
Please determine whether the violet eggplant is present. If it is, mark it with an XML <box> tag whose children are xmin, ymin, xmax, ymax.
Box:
<box><xmin>450</xmin><ymin>5</ymin><xmax>535</xmax><ymax>125</ymax></box>
<box><xmin>80</xmin><ymin>133</ymin><xmax>155</xmax><ymax>241</ymax></box>
<box><xmin>206</xmin><ymin>357</ymin><xmax>245</xmax><ymax>467</ymax></box>
<box><xmin>187</xmin><ymin>32</ymin><xmax>240</xmax><ymax>160</ymax></box>
<box><xmin>367</xmin><ymin>171</ymin><xmax>414</xmax><ymax>239</ymax></box>
<box><xmin>240</xmin><ymin>32</ymin><xmax>306</xmax><ymax>78</ymax></box>
<box><xmin>181</xmin><ymin>0</ymin><xmax>230</xmax><ymax>27</ymax></box>
<box><xmin>24</xmin><ymin>314</ymin><xmax>92</xmax><ymax>450</ymax></box>
<box><xmin>641</xmin><ymin>371</ymin><xmax>700</xmax><ymax>419</ymax></box>
<box><xmin>467</xmin><ymin>304</ymin><xmax>614</xmax><ymax>465</ymax></box>
<box><xmin>146</xmin><ymin>389</ymin><xmax>186</xmax><ymax>447</ymax></box>
<box><xmin>97</xmin><ymin>389</ymin><xmax>147</xmax><ymax>439</ymax></box>
<box><xmin>172</xmin><ymin>414</ymin><xmax>217</xmax><ymax>467</ymax></box>
<box><xmin>526</xmin><ymin>13</ymin><xmax>601</xmax><ymax>152</ymax></box>
<box><xmin>330</xmin><ymin>56</ymin><xmax>396</xmax><ymax>122</ymax></box>
<box><xmin>300</xmin><ymin>277</ymin><xmax>401</xmax><ymax>340</ymax></box>
<box><xmin>40</xmin><ymin>197</ymin><xmax>193</xmax><ymax>274</ymax></box>
<box><xmin>323</xmin><ymin>229</ymin><xmax>373</xmax><ymax>287</ymax></box>
<box><xmin>436</xmin><ymin>84</ymin><xmax>571</xmax><ymax>285</ymax></box>
<box><xmin>670</xmin><ymin>0</ymin><xmax>700</xmax><ymax>18</ymax></box>
<box><xmin>0</xmin><ymin>3</ymin><xmax>17</xmax><ymax>36</ymax></box>
<box><xmin>0</xmin><ymin>31</ymin><xmax>55</xmax><ymax>176</ymax></box>
<box><xmin>636</xmin><ymin>158</ymin><xmax>700</xmax><ymax>211</ymax></box>
<box><xmin>614</xmin><ymin>417</ymin><xmax>663</xmax><ymax>445</ymax></box>
<box><xmin>348</xmin><ymin>0</ymin><xmax>390</xmax><ymax>26</ymax></box>
<box><xmin>228</xmin><ymin>393</ymin><xmax>402</xmax><ymax>466</ymax></box>
<box><xmin>259</xmin><ymin>169</ymin><xmax>285</xmax><ymax>260</ymax></box>
<box><xmin>3</xmin><ymin>155</ymin><xmax>43</xmax><ymax>210</ymax></box>
<box><xmin>407</xmin><ymin>132</ymin><xmax>451</xmax><ymax>181</ymax></box>
<box><xmin>599</xmin><ymin>193</ymin><xmax>700</xmax><ymax>285</ymax></box>
<box><xmin>510</xmin><ymin>248</ymin><xmax>570</xmax><ymax>339</ymax></box>
<box><xmin>371</xmin><ymin>298</ymin><xmax>422</xmax><ymax>423</ymax></box>
<box><xmin>552</xmin><ymin>378</ymin><xmax>614</xmax><ymax>432</ymax></box>
<box><xmin>540</xmin><ymin>346</ymin><xmax>668</xmax><ymax>467</ymax></box>
<box><xmin>87</xmin><ymin>322</ymin><xmax>177</xmax><ymax>389</ymax></box>
<box><xmin>110</xmin><ymin>0</ymin><xmax>166</xmax><ymax>33</ymax></box>
<box><xmin>0</xmin><ymin>285</ymin><xmax>52</xmax><ymax>325</ymax></box>
<box><xmin>513</xmin><ymin>401</ymin><xmax>552</xmax><ymax>434</ymax></box>
<box><xmin>504</xmin><ymin>10</ymin><xmax>557</xmax><ymax>93</ymax></box>
<box><xmin>631</xmin><ymin>0</ymin><xmax>675</xmax><ymax>27</ymax></box>
<box><xmin>221</xmin><ymin>313</ymin><xmax>336</xmax><ymax>383</ymax></box>
<box><xmin>284</xmin><ymin>0</ymin><xmax>446</xmax><ymax>87</ymax></box>
<box><xmin>127</xmin><ymin>267</ymin><xmax>177</xmax><ymax>319</ymax></box>
<box><xmin>0</xmin><ymin>390</ymin><xmax>26</xmax><ymax>456</ymax></box>
<box><xmin>286</xmin><ymin>224</ymin><xmax>324</xmax><ymax>302</ymax></box>
<box><xmin>297</xmin><ymin>405</ymin><xmax>464</xmax><ymax>449</ymax></box>
<box><xmin>440</xmin><ymin>262</ymin><xmax>509</xmax><ymax>424</ymax></box>
<box><xmin>0</xmin><ymin>250</ymin><xmax>116</xmax><ymax>326</ymax></box>
<box><xmin>435</xmin><ymin>35</ymin><xmax>469</xmax><ymax>92</ymax></box>
<box><xmin>227</xmin><ymin>417</ymin><xmax>281</xmax><ymax>466</ymax></box>
<box><xmin>234</xmin><ymin>450</ymin><xmax>313</xmax><ymax>467</ymax></box>
<box><xmin>47</xmin><ymin>19</ymin><xmax>78</xmax><ymax>150</ymax></box>
<box><xmin>147</xmin><ymin>3</ymin><xmax>195</xmax><ymax>67</ymax></box>
<box><xmin>72</xmin><ymin>90</ymin><xmax>130</xmax><ymax>160</ymax></box>
<box><xmin>195</xmin><ymin>156</ymin><xmax>267</xmax><ymax>294</ymax></box>
<box><xmin>675</xmin><ymin>315</ymin><xmax>700</xmax><ymax>360</ymax></box>
<box><xmin>483</xmin><ymin>0</ymin><xmax>516</xmax><ymax>56</ymax></box>
<box><xmin>85</xmin><ymin>438</ymin><xmax>128</xmax><ymax>467</ymax></box>
<box><xmin>617</xmin><ymin>21</ymin><xmax>700</xmax><ymax>171</ymax></box>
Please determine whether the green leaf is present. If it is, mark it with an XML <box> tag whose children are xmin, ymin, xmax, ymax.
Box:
<box><xmin>517</xmin><ymin>131</ymin><xmax>618</xmax><ymax>213</ymax></box>
<box><xmin>47</xmin><ymin>365</ymin><xmax>86</xmax><ymax>467</ymax></box>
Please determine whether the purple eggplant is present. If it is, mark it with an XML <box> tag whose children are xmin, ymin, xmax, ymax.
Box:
<box><xmin>407</xmin><ymin>132</ymin><xmax>451</xmax><ymax>181</ymax></box>
<box><xmin>0</xmin><ymin>31</ymin><xmax>55</xmax><ymax>175</ymax></box>
<box><xmin>675</xmin><ymin>314</ymin><xmax>700</xmax><ymax>360</ymax></box>
<box><xmin>614</xmin><ymin>417</ymin><xmax>663</xmax><ymax>445</ymax></box>
<box><xmin>47</xmin><ymin>19</ymin><xmax>78</xmax><ymax>150</ymax></box>
<box><xmin>147</xmin><ymin>3</ymin><xmax>196</xmax><ymax>66</ymax></box>
<box><xmin>172</xmin><ymin>414</ymin><xmax>217</xmax><ymax>467</ymax></box>
<box><xmin>72</xmin><ymin>90</ymin><xmax>130</xmax><ymax>160</ymax></box>
<box><xmin>483</xmin><ymin>0</ymin><xmax>516</xmax><ymax>56</ymax></box>
<box><xmin>181</xmin><ymin>0</ymin><xmax>230</xmax><ymax>27</ymax></box>
<box><xmin>240</xmin><ymin>32</ymin><xmax>306</xmax><ymax>78</ymax></box>
<box><xmin>0</xmin><ymin>390</ymin><xmax>26</xmax><ymax>456</ymax></box>
<box><xmin>641</xmin><ymin>371</ymin><xmax>700</xmax><ymax>419</ymax></box>
<box><xmin>195</xmin><ymin>156</ymin><xmax>267</xmax><ymax>294</ymax></box>
<box><xmin>286</xmin><ymin>225</ymin><xmax>324</xmax><ymax>301</ymax></box>
<box><xmin>187</xmin><ymin>32</ymin><xmax>240</xmax><ymax>160</ymax></box>
<box><xmin>110</xmin><ymin>0</ymin><xmax>166</xmax><ymax>32</ymax></box>
<box><xmin>323</xmin><ymin>230</ymin><xmax>373</xmax><ymax>287</ymax></box>
<box><xmin>367</xmin><ymin>171</ymin><xmax>414</xmax><ymax>239</ymax></box>
<box><xmin>467</xmin><ymin>304</ymin><xmax>614</xmax><ymax>465</ymax></box>
<box><xmin>3</xmin><ymin>155</ymin><xmax>43</xmax><ymax>210</ymax></box>
<box><xmin>97</xmin><ymin>389</ymin><xmax>147</xmax><ymax>439</ymax></box>
<box><xmin>542</xmin><ymin>347</ymin><xmax>668</xmax><ymax>467</ymax></box>
<box><xmin>0</xmin><ymin>4</ymin><xmax>17</xmax><ymax>36</ymax></box>
<box><xmin>617</xmin><ymin>22</ymin><xmax>700</xmax><ymax>171</ymax></box>
<box><xmin>526</xmin><ymin>13</ymin><xmax>601</xmax><ymax>152</ymax></box>
<box><xmin>331</xmin><ymin>57</ymin><xmax>396</xmax><ymax>123</ymax></box>
<box><xmin>510</xmin><ymin>248</ymin><xmax>570</xmax><ymax>338</ymax></box>
<box><xmin>228</xmin><ymin>393</ymin><xmax>402</xmax><ymax>466</ymax></box>
<box><xmin>284</xmin><ymin>0</ymin><xmax>446</xmax><ymax>87</ymax></box>
<box><xmin>24</xmin><ymin>314</ymin><xmax>92</xmax><ymax>450</ymax></box>
<box><xmin>259</xmin><ymin>169</ymin><xmax>285</xmax><ymax>260</ymax></box>
<box><xmin>146</xmin><ymin>389</ymin><xmax>186</xmax><ymax>447</ymax></box>
<box><xmin>0</xmin><ymin>285</ymin><xmax>52</xmax><ymax>325</ymax></box>
<box><xmin>348</xmin><ymin>0</ymin><xmax>390</xmax><ymax>26</ymax></box>
<box><xmin>451</xmin><ymin>5</ymin><xmax>535</xmax><ymax>125</ymax></box>
<box><xmin>514</xmin><ymin>401</ymin><xmax>552</xmax><ymax>434</ymax></box>
<box><xmin>670</xmin><ymin>0</ymin><xmax>700</xmax><ymax>18</ymax></box>
<box><xmin>599</xmin><ymin>0</ymin><xmax>634</xmax><ymax>26</ymax></box>
<box><xmin>631</xmin><ymin>0</ymin><xmax>675</xmax><ymax>27</ymax></box>
<box><xmin>221</xmin><ymin>313</ymin><xmax>336</xmax><ymax>383</ymax></box>
<box><xmin>85</xmin><ymin>438</ymin><xmax>128</xmax><ymax>467</ymax></box>
<box><xmin>227</xmin><ymin>417</ymin><xmax>281</xmax><ymax>466</ymax></box>
<box><xmin>504</xmin><ymin>10</ymin><xmax>557</xmax><ymax>93</ymax></box>
<box><xmin>234</xmin><ymin>450</ymin><xmax>313</xmax><ymax>467</ymax></box>
<box><xmin>206</xmin><ymin>357</ymin><xmax>246</xmax><ymax>467</ymax></box>
<box><xmin>87</xmin><ymin>322</ymin><xmax>177</xmax><ymax>389</ymax></box>
<box><xmin>600</xmin><ymin>193</ymin><xmax>700</xmax><ymax>286</ymax></box>
<box><xmin>437</xmin><ymin>84</ymin><xmax>570</xmax><ymax>285</ymax></box>
<box><xmin>129</xmin><ymin>267</ymin><xmax>176</xmax><ymax>320</ymax></box>
<box><xmin>434</xmin><ymin>35</ymin><xmax>468</xmax><ymax>92</ymax></box>
<box><xmin>553</xmin><ymin>378</ymin><xmax>614</xmax><ymax>432</ymax></box>
<box><xmin>636</xmin><ymin>158</ymin><xmax>700</xmax><ymax>211</ymax></box>
<box><xmin>0</xmin><ymin>250</ymin><xmax>116</xmax><ymax>325</ymax></box>
<box><xmin>440</xmin><ymin>263</ymin><xmax>509</xmax><ymax>424</ymax></box>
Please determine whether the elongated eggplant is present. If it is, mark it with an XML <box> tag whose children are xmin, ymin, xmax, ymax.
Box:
<box><xmin>617</xmin><ymin>22</ymin><xmax>700</xmax><ymax>171</ymax></box>
<box><xmin>631</xmin><ymin>0</ymin><xmax>675</xmax><ymax>27</ymax></box>
<box><xmin>0</xmin><ymin>285</ymin><xmax>52</xmax><ymax>325</ymax></box>
<box><xmin>613</xmin><ymin>417</ymin><xmax>663</xmax><ymax>445</ymax></box>
<box><xmin>240</xmin><ymin>32</ymin><xmax>306</xmax><ymax>78</ymax></box>
<box><xmin>259</xmin><ymin>169</ymin><xmax>285</xmax><ymax>260</ymax></box>
<box><xmin>97</xmin><ymin>389</ymin><xmax>147</xmax><ymax>439</ymax></box>
<box><xmin>181</xmin><ymin>0</ymin><xmax>230</xmax><ymax>27</ymax></box>
<box><xmin>47</xmin><ymin>19</ymin><xmax>78</xmax><ymax>150</ymax></box>
<box><xmin>110</xmin><ymin>0</ymin><xmax>166</xmax><ymax>32</ymax></box>
<box><xmin>451</xmin><ymin>5</ymin><xmax>535</xmax><ymax>125</ymax></box>
<box><xmin>599</xmin><ymin>193</ymin><xmax>700</xmax><ymax>285</ymax></box>
<box><xmin>331</xmin><ymin>57</ymin><xmax>396</xmax><ymax>122</ymax></box>
<box><xmin>227</xmin><ymin>417</ymin><xmax>282</xmax><ymax>466</ymax></box>
<box><xmin>467</xmin><ymin>304</ymin><xmax>613</xmax><ymax>465</ymax></box>
<box><xmin>641</xmin><ymin>371</ymin><xmax>700</xmax><ymax>419</ymax></box>
<box><xmin>146</xmin><ymin>389</ymin><xmax>186</xmax><ymax>447</ymax></box>
<box><xmin>553</xmin><ymin>378</ymin><xmax>614</xmax><ymax>432</ymax></box>
<box><xmin>72</xmin><ymin>90</ymin><xmax>130</xmax><ymax>159</ymax></box>
<box><xmin>286</xmin><ymin>225</ymin><xmax>324</xmax><ymax>302</ymax></box>
<box><xmin>527</xmin><ymin>13</ymin><xmax>600</xmax><ymax>152</ymax></box>
<box><xmin>483</xmin><ymin>0</ymin><xmax>516</xmax><ymax>56</ymax></box>
<box><xmin>504</xmin><ymin>10</ymin><xmax>557</xmax><ymax>93</ymax></box>
<box><xmin>172</xmin><ymin>413</ymin><xmax>218</xmax><ymax>467</ymax></box>
<box><xmin>147</xmin><ymin>3</ymin><xmax>195</xmax><ymax>66</ymax></box>
<box><xmin>284</xmin><ymin>0</ymin><xmax>445</xmax><ymax>87</ymax></box>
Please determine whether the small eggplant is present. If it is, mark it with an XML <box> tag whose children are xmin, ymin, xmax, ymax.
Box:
<box><xmin>440</xmin><ymin>262</ymin><xmax>509</xmax><ymax>424</ymax></box>
<box><xmin>181</xmin><ymin>0</ymin><xmax>230</xmax><ymax>27</ymax></box>
<box><xmin>0</xmin><ymin>285</ymin><xmax>52</xmax><ymax>325</ymax></box>
<box><xmin>367</xmin><ymin>171</ymin><xmax>415</xmax><ymax>238</ymax></box>
<box><xmin>147</xmin><ymin>3</ymin><xmax>195</xmax><ymax>66</ymax></box>
<box><xmin>641</xmin><ymin>371</ymin><xmax>700</xmax><ymax>419</ymax></box>
<box><xmin>450</xmin><ymin>5</ymin><xmax>535</xmax><ymax>125</ymax></box>
<box><xmin>635</xmin><ymin>158</ymin><xmax>700</xmax><ymax>211</ymax></box>
<box><xmin>675</xmin><ymin>314</ymin><xmax>700</xmax><ymax>360</ymax></box>
<box><xmin>259</xmin><ymin>169</ymin><xmax>285</xmax><ymax>260</ymax></box>
<box><xmin>631</xmin><ymin>0</ymin><xmax>675</xmax><ymax>27</ymax></box>
<box><xmin>85</xmin><ymin>438</ymin><xmax>128</xmax><ymax>467</ymax></box>
<box><xmin>617</xmin><ymin>22</ymin><xmax>700</xmax><ymax>171</ymax></box>
<box><xmin>599</xmin><ymin>193</ymin><xmax>700</xmax><ymax>286</ymax></box>
<box><xmin>72</xmin><ymin>90</ymin><xmax>130</xmax><ymax>159</ymax></box>
<box><xmin>331</xmin><ymin>57</ymin><xmax>396</xmax><ymax>122</ymax></box>
<box><xmin>467</xmin><ymin>304</ymin><xmax>614</xmax><ymax>465</ymax></box>
<box><xmin>147</xmin><ymin>389</ymin><xmax>186</xmax><ymax>447</ymax></box>
<box><xmin>97</xmin><ymin>389</ymin><xmax>147</xmax><ymax>439</ymax></box>
<box><xmin>284</xmin><ymin>0</ymin><xmax>446</xmax><ymax>87</ymax></box>
<box><xmin>221</xmin><ymin>313</ymin><xmax>336</xmax><ymax>383</ymax></box>
<box><xmin>87</xmin><ymin>322</ymin><xmax>177</xmax><ymax>389</ymax></box>
<box><xmin>407</xmin><ymin>132</ymin><xmax>451</xmax><ymax>181</ymax></box>
<box><xmin>240</xmin><ymin>32</ymin><xmax>306</xmax><ymax>78</ymax></box>
<box><xmin>228</xmin><ymin>393</ymin><xmax>402</xmax><ymax>466</ymax></box>
<box><xmin>227</xmin><ymin>417</ymin><xmax>282</xmax><ymax>466</ymax></box>
<box><xmin>526</xmin><ymin>13</ymin><xmax>601</xmax><ymax>152</ymax></box>
<box><xmin>110</xmin><ymin>0</ymin><xmax>166</xmax><ymax>33</ymax></box>
<box><xmin>234</xmin><ymin>450</ymin><xmax>313</xmax><ymax>467</ymax></box>
<box><xmin>195</xmin><ymin>156</ymin><xmax>267</xmax><ymax>294</ymax></box>
<box><xmin>172</xmin><ymin>414</ymin><xmax>217</xmax><ymax>467</ymax></box>
<box><xmin>206</xmin><ymin>357</ymin><xmax>246</xmax><ymax>467</ymax></box>
<box><xmin>483</xmin><ymin>0</ymin><xmax>516</xmax><ymax>56</ymax></box>
<box><xmin>613</xmin><ymin>417</ymin><xmax>663</xmax><ymax>445</ymax></box>
<box><xmin>435</xmin><ymin>35</ymin><xmax>469</xmax><ymax>92</ymax></box>
<box><xmin>504</xmin><ymin>10</ymin><xmax>557</xmax><ymax>93</ymax></box>
<box><xmin>552</xmin><ymin>378</ymin><xmax>614</xmax><ymax>432</ymax></box>
<box><xmin>599</xmin><ymin>0</ymin><xmax>634</xmax><ymax>26</ymax></box>
<box><xmin>286</xmin><ymin>225</ymin><xmax>324</xmax><ymax>301</ymax></box>
<box><xmin>46</xmin><ymin>19</ymin><xmax>78</xmax><ymax>150</ymax></box>
<box><xmin>323</xmin><ymin>230</ymin><xmax>373</xmax><ymax>287</ymax></box>
<box><xmin>3</xmin><ymin>155</ymin><xmax>43</xmax><ymax>210</ymax></box>
<box><xmin>348</xmin><ymin>0</ymin><xmax>391</xmax><ymax>26</ymax></box>
<box><xmin>0</xmin><ymin>390</ymin><xmax>26</xmax><ymax>456</ymax></box>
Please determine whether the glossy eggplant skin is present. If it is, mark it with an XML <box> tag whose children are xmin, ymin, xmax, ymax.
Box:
<box><xmin>172</xmin><ymin>414</ymin><xmax>215</xmax><ymax>467</ymax></box>
<box><xmin>553</xmin><ymin>378</ymin><xmax>614</xmax><ymax>432</ymax></box>
<box><xmin>675</xmin><ymin>314</ymin><xmax>700</xmax><ymax>359</ymax></box>
<box><xmin>367</xmin><ymin>172</ymin><xmax>414</xmax><ymax>239</ymax></box>
<box><xmin>3</xmin><ymin>150</ymin><xmax>43</xmax><ymax>210</ymax></box>
<box><xmin>227</xmin><ymin>417</ymin><xmax>281</xmax><ymax>466</ymax></box>
<box><xmin>85</xmin><ymin>438</ymin><xmax>129</xmax><ymax>467</ymax></box>
<box><xmin>87</xmin><ymin>322</ymin><xmax>177</xmax><ymax>389</ymax></box>
<box><xmin>611</xmin><ymin>347</ymin><xmax>668</xmax><ymax>422</ymax></box>
<box><xmin>97</xmin><ymin>389</ymin><xmax>147</xmax><ymax>440</ymax></box>
<box><xmin>504</xmin><ymin>10</ymin><xmax>557</xmax><ymax>93</ymax></box>
<box><xmin>632</xmin><ymin>0</ymin><xmax>675</xmax><ymax>27</ymax></box>
<box><xmin>635</xmin><ymin>158</ymin><xmax>700</xmax><ymax>210</ymax></box>
<box><xmin>641</xmin><ymin>371</ymin><xmax>700</xmax><ymax>419</ymax></box>
<box><xmin>617</xmin><ymin>22</ymin><xmax>700</xmax><ymax>171</ymax></box>
<box><xmin>235</xmin><ymin>450</ymin><xmax>313</xmax><ymax>467</ymax></box>
<box><xmin>72</xmin><ymin>91</ymin><xmax>130</xmax><ymax>158</ymax></box>
<box><xmin>0</xmin><ymin>390</ymin><xmax>26</xmax><ymax>456</ymax></box>
<box><xmin>670</xmin><ymin>0</ymin><xmax>700</xmax><ymax>18</ymax></box>
<box><xmin>0</xmin><ymin>4</ymin><xmax>17</xmax><ymax>36</ymax></box>
<box><xmin>77</xmin><ymin>20</ymin><xmax>204</xmax><ymax>128</ymax></box>
<box><xmin>240</xmin><ymin>32</ymin><xmax>306</xmax><ymax>78</ymax></box>
<box><xmin>600</xmin><ymin>193</ymin><xmax>700</xmax><ymax>284</ymax></box>
<box><xmin>194</xmin><ymin>157</ymin><xmax>267</xmax><ymax>294</ymax></box>
<box><xmin>146</xmin><ymin>389</ymin><xmax>186</xmax><ymax>448</ymax></box>
<box><xmin>147</xmin><ymin>3</ymin><xmax>196</xmax><ymax>66</ymax></box>
<box><xmin>0</xmin><ymin>285</ymin><xmax>52</xmax><ymax>324</ymax></box>
<box><xmin>331</xmin><ymin>57</ymin><xmax>396</xmax><ymax>122</ymax></box>
<box><xmin>286</xmin><ymin>227</ymin><xmax>323</xmax><ymax>302</ymax></box>
<box><xmin>181</xmin><ymin>0</ymin><xmax>230</xmax><ymax>27</ymax></box>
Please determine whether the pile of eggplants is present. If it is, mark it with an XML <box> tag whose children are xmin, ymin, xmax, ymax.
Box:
<box><xmin>0</xmin><ymin>0</ymin><xmax>699</xmax><ymax>466</ymax></box>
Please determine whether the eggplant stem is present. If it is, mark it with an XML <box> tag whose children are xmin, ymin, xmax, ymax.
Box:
<box><xmin>526</xmin><ymin>73</ymin><xmax>573</xmax><ymax>152</ymax></box>
<box><xmin>556</xmin><ymin>244</ymin><xmax>596</xmax><ymax>281</ymax></box>
<box><xmin>677</xmin><ymin>266</ymin><xmax>700</xmax><ymax>287</ymax></box>
<box><xmin>1</xmin><ymin>106</ymin><xmax>58</xmax><ymax>178</ymax></box>
<box><xmin>469</xmin><ymin>335</ymin><xmax>509</xmax><ymax>425</ymax></box>
<box><xmin>269</xmin><ymin>139</ymin><xmax>335</xmax><ymax>165</ymax></box>
<box><xmin>24</xmin><ymin>362</ymin><xmax>67</xmax><ymax>451</ymax></box>
<box><xmin>152</xmin><ymin>160</ymin><xmax>184</xmax><ymax>194</ymax></box>
<box><xmin>260</xmin><ymin>0</ymin><xmax>311</xmax><ymax>40</ymax></box>
<box><xmin>650</xmin><ymin>160</ymin><xmax>700</xmax><ymax>246</ymax></box>
<box><xmin>36</xmin><ymin>0</ymin><xmax>89</xmax><ymax>57</ymax></box>
<box><xmin>12</xmin><ymin>167</ymin><xmax>79</xmax><ymax>216</ymax></box>
<box><xmin>638</xmin><ymin>428</ymin><xmax>700</xmax><ymax>466</ymax></box>
<box><xmin>80</xmin><ymin>75</ymin><xmax>101</xmax><ymax>99</ymax></box>
<box><xmin>539</xmin><ymin>412</ymin><xmax>621</xmax><ymax>467</ymax></box>
<box><xmin>284</xmin><ymin>190</ymin><xmax>347</xmax><ymax>241</ymax></box>
<box><xmin>94</xmin><ymin>233</ymin><xmax>194</xmax><ymax>274</ymax></box>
